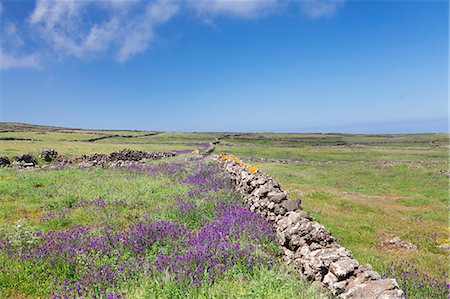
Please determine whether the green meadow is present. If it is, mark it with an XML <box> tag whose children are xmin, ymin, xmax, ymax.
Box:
<box><xmin>0</xmin><ymin>123</ymin><xmax>448</xmax><ymax>297</ymax></box>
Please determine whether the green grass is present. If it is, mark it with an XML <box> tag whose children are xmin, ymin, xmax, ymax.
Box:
<box><xmin>129</xmin><ymin>265</ymin><xmax>326</xmax><ymax>299</ymax></box>
<box><xmin>248</xmin><ymin>161</ymin><xmax>449</xmax><ymax>278</ymax></box>
<box><xmin>0</xmin><ymin>167</ymin><xmax>189</xmax><ymax>231</ymax></box>
<box><xmin>221</xmin><ymin>133</ymin><xmax>449</xmax><ymax>148</ymax></box>
<box><xmin>0</xmin><ymin>140</ymin><xmax>194</xmax><ymax>157</ymax></box>
<box><xmin>217</xmin><ymin>145</ymin><xmax>448</xmax><ymax>162</ymax></box>
<box><xmin>0</xmin><ymin>123</ymin><xmax>448</xmax><ymax>297</ymax></box>
<box><xmin>0</xmin><ymin>162</ymin><xmax>324</xmax><ymax>298</ymax></box>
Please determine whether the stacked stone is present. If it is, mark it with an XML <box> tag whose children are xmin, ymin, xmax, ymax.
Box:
<box><xmin>213</xmin><ymin>154</ymin><xmax>404</xmax><ymax>299</ymax></box>
<box><xmin>40</xmin><ymin>149</ymin><xmax>59</xmax><ymax>162</ymax></box>
<box><xmin>76</xmin><ymin>150</ymin><xmax>178</xmax><ymax>168</ymax></box>
<box><xmin>203</xmin><ymin>143</ymin><xmax>216</xmax><ymax>156</ymax></box>
<box><xmin>0</xmin><ymin>156</ymin><xmax>11</xmax><ymax>167</ymax></box>
<box><xmin>5</xmin><ymin>150</ymin><xmax>179</xmax><ymax>170</ymax></box>
<box><xmin>12</xmin><ymin>154</ymin><xmax>37</xmax><ymax>168</ymax></box>
<box><xmin>243</xmin><ymin>156</ymin><xmax>305</xmax><ymax>165</ymax></box>
<box><xmin>108</xmin><ymin>149</ymin><xmax>177</xmax><ymax>162</ymax></box>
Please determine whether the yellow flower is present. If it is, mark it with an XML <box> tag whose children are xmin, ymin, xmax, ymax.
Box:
<box><xmin>220</xmin><ymin>155</ymin><xmax>228</xmax><ymax>161</ymax></box>
<box><xmin>249</xmin><ymin>165</ymin><xmax>257</xmax><ymax>173</ymax></box>
<box><xmin>230</xmin><ymin>156</ymin><xmax>241</xmax><ymax>164</ymax></box>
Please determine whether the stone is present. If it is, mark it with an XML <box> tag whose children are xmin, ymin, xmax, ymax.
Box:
<box><xmin>267</xmin><ymin>191</ymin><xmax>287</xmax><ymax>203</ymax></box>
<box><xmin>332</xmin><ymin>280</ymin><xmax>348</xmax><ymax>296</ymax></box>
<box><xmin>323</xmin><ymin>271</ymin><xmax>338</xmax><ymax>287</ymax></box>
<box><xmin>0</xmin><ymin>156</ymin><xmax>10</xmax><ymax>167</ymax></box>
<box><xmin>250</xmin><ymin>176</ymin><xmax>268</xmax><ymax>187</ymax></box>
<box><xmin>252</xmin><ymin>183</ymin><xmax>273</xmax><ymax>198</ymax></box>
<box><xmin>217</xmin><ymin>154</ymin><xmax>404</xmax><ymax>299</ymax></box>
<box><xmin>437</xmin><ymin>244</ymin><xmax>450</xmax><ymax>251</ymax></box>
<box><xmin>15</xmin><ymin>154</ymin><xmax>37</xmax><ymax>164</ymax></box>
<box><xmin>385</xmin><ymin>237</ymin><xmax>417</xmax><ymax>251</ymax></box>
<box><xmin>288</xmin><ymin>234</ymin><xmax>306</xmax><ymax>250</ymax></box>
<box><xmin>356</xmin><ymin>264</ymin><xmax>381</xmax><ymax>281</ymax></box>
<box><xmin>282</xmin><ymin>199</ymin><xmax>301</xmax><ymax>211</ymax></box>
<box><xmin>13</xmin><ymin>154</ymin><xmax>37</xmax><ymax>167</ymax></box>
<box><xmin>340</xmin><ymin>279</ymin><xmax>405</xmax><ymax>299</ymax></box>
<box><xmin>40</xmin><ymin>149</ymin><xmax>58</xmax><ymax>162</ymax></box>
<box><xmin>274</xmin><ymin>205</ymin><xmax>287</xmax><ymax>216</ymax></box>
<box><xmin>330</xmin><ymin>258</ymin><xmax>359</xmax><ymax>280</ymax></box>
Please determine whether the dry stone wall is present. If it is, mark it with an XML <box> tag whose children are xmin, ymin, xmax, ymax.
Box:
<box><xmin>213</xmin><ymin>154</ymin><xmax>405</xmax><ymax>299</ymax></box>
<box><xmin>0</xmin><ymin>149</ymin><xmax>179</xmax><ymax>169</ymax></box>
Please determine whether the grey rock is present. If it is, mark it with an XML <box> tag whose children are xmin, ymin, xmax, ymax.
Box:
<box><xmin>253</xmin><ymin>183</ymin><xmax>273</xmax><ymax>198</ymax></box>
<box><xmin>0</xmin><ymin>156</ymin><xmax>10</xmax><ymax>167</ymax></box>
<box><xmin>216</xmin><ymin>154</ymin><xmax>405</xmax><ymax>299</ymax></box>
<box><xmin>40</xmin><ymin>149</ymin><xmax>58</xmax><ymax>162</ymax></box>
<box><xmin>386</xmin><ymin>237</ymin><xmax>417</xmax><ymax>251</ymax></box>
<box><xmin>330</xmin><ymin>258</ymin><xmax>359</xmax><ymax>280</ymax></box>
<box><xmin>267</xmin><ymin>191</ymin><xmax>287</xmax><ymax>203</ymax></box>
<box><xmin>340</xmin><ymin>279</ymin><xmax>405</xmax><ymax>299</ymax></box>
<box><xmin>437</xmin><ymin>244</ymin><xmax>450</xmax><ymax>251</ymax></box>
<box><xmin>332</xmin><ymin>280</ymin><xmax>348</xmax><ymax>296</ymax></box>
<box><xmin>323</xmin><ymin>272</ymin><xmax>338</xmax><ymax>287</ymax></box>
<box><xmin>282</xmin><ymin>199</ymin><xmax>301</xmax><ymax>211</ymax></box>
<box><xmin>14</xmin><ymin>154</ymin><xmax>37</xmax><ymax>167</ymax></box>
<box><xmin>15</xmin><ymin>153</ymin><xmax>37</xmax><ymax>164</ymax></box>
<box><xmin>274</xmin><ymin>205</ymin><xmax>287</xmax><ymax>216</ymax></box>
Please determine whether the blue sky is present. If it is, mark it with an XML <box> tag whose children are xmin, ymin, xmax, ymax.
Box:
<box><xmin>0</xmin><ymin>0</ymin><xmax>448</xmax><ymax>133</ymax></box>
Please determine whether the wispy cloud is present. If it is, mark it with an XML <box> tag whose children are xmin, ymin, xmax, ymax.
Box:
<box><xmin>28</xmin><ymin>0</ymin><xmax>178</xmax><ymax>63</ymax></box>
<box><xmin>188</xmin><ymin>0</ymin><xmax>280</xmax><ymax>19</ymax></box>
<box><xmin>117</xmin><ymin>0</ymin><xmax>179</xmax><ymax>62</ymax></box>
<box><xmin>0</xmin><ymin>21</ymin><xmax>41</xmax><ymax>70</ymax></box>
<box><xmin>1</xmin><ymin>0</ymin><xmax>344</xmax><ymax>70</ymax></box>
<box><xmin>300</xmin><ymin>0</ymin><xmax>344</xmax><ymax>18</ymax></box>
<box><xmin>0</xmin><ymin>50</ymin><xmax>40</xmax><ymax>70</ymax></box>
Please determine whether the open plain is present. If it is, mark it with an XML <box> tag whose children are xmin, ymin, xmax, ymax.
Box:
<box><xmin>0</xmin><ymin>123</ymin><xmax>448</xmax><ymax>298</ymax></box>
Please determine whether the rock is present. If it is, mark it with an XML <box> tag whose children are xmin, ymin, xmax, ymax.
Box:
<box><xmin>274</xmin><ymin>205</ymin><xmax>287</xmax><ymax>216</ymax></box>
<box><xmin>40</xmin><ymin>149</ymin><xmax>58</xmax><ymax>162</ymax></box>
<box><xmin>340</xmin><ymin>279</ymin><xmax>405</xmax><ymax>299</ymax></box>
<box><xmin>330</xmin><ymin>258</ymin><xmax>359</xmax><ymax>280</ymax></box>
<box><xmin>217</xmin><ymin>153</ymin><xmax>405</xmax><ymax>299</ymax></box>
<box><xmin>385</xmin><ymin>237</ymin><xmax>417</xmax><ymax>251</ymax></box>
<box><xmin>267</xmin><ymin>191</ymin><xmax>287</xmax><ymax>203</ymax></box>
<box><xmin>355</xmin><ymin>264</ymin><xmax>381</xmax><ymax>281</ymax></box>
<box><xmin>0</xmin><ymin>156</ymin><xmax>10</xmax><ymax>167</ymax></box>
<box><xmin>437</xmin><ymin>244</ymin><xmax>450</xmax><ymax>251</ymax></box>
<box><xmin>281</xmin><ymin>199</ymin><xmax>301</xmax><ymax>211</ymax></box>
<box><xmin>13</xmin><ymin>154</ymin><xmax>37</xmax><ymax>167</ymax></box>
<box><xmin>204</xmin><ymin>145</ymin><xmax>215</xmax><ymax>155</ymax></box>
<box><xmin>323</xmin><ymin>271</ymin><xmax>338</xmax><ymax>287</ymax></box>
<box><xmin>332</xmin><ymin>280</ymin><xmax>348</xmax><ymax>296</ymax></box>
<box><xmin>253</xmin><ymin>182</ymin><xmax>275</xmax><ymax>198</ymax></box>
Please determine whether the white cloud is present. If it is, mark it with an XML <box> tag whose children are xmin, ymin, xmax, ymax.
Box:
<box><xmin>300</xmin><ymin>0</ymin><xmax>343</xmax><ymax>18</ymax></box>
<box><xmin>1</xmin><ymin>0</ymin><xmax>344</xmax><ymax>70</ymax></box>
<box><xmin>188</xmin><ymin>0</ymin><xmax>280</xmax><ymax>18</ymax></box>
<box><xmin>3</xmin><ymin>23</ymin><xmax>24</xmax><ymax>49</ymax></box>
<box><xmin>117</xmin><ymin>0</ymin><xmax>179</xmax><ymax>62</ymax></box>
<box><xmin>0</xmin><ymin>21</ymin><xmax>41</xmax><ymax>70</ymax></box>
<box><xmin>0</xmin><ymin>49</ymin><xmax>40</xmax><ymax>70</ymax></box>
<box><xmin>28</xmin><ymin>0</ymin><xmax>178</xmax><ymax>63</ymax></box>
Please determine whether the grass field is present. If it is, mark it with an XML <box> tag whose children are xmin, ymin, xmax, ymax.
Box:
<box><xmin>0</xmin><ymin>122</ymin><xmax>448</xmax><ymax>298</ymax></box>
<box><xmin>0</xmin><ymin>155</ymin><xmax>324</xmax><ymax>298</ymax></box>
